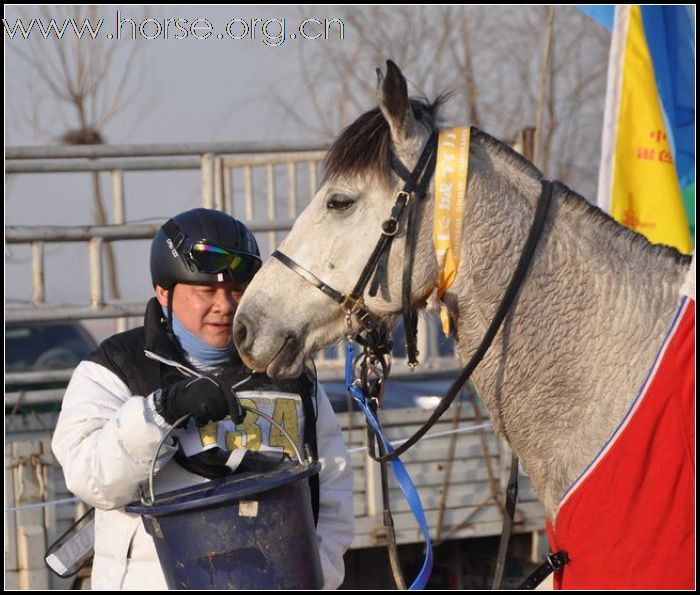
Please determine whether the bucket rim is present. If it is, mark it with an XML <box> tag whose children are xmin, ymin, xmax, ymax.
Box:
<box><xmin>125</xmin><ymin>460</ymin><xmax>320</xmax><ymax>517</ymax></box>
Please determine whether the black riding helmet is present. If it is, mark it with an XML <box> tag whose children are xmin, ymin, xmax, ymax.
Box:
<box><xmin>151</xmin><ymin>208</ymin><xmax>261</xmax><ymax>289</ymax></box>
<box><xmin>151</xmin><ymin>209</ymin><xmax>261</xmax><ymax>337</ymax></box>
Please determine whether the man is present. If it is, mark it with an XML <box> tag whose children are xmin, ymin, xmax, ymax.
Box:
<box><xmin>52</xmin><ymin>208</ymin><xmax>354</xmax><ymax>589</ymax></box>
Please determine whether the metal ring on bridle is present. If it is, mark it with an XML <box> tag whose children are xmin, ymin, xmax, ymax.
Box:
<box><xmin>340</xmin><ymin>295</ymin><xmax>366</xmax><ymax>315</ymax></box>
<box><xmin>381</xmin><ymin>218</ymin><xmax>399</xmax><ymax>236</ymax></box>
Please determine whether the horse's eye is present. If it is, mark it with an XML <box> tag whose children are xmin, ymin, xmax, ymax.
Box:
<box><xmin>326</xmin><ymin>194</ymin><xmax>355</xmax><ymax>211</ymax></box>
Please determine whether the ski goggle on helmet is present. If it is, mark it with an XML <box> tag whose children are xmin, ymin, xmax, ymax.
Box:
<box><xmin>161</xmin><ymin>218</ymin><xmax>262</xmax><ymax>283</ymax></box>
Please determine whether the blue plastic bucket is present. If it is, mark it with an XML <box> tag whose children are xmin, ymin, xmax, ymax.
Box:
<box><xmin>126</xmin><ymin>461</ymin><xmax>322</xmax><ymax>589</ymax></box>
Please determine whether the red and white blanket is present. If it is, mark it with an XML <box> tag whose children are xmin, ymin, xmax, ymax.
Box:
<box><xmin>547</xmin><ymin>296</ymin><xmax>695</xmax><ymax>589</ymax></box>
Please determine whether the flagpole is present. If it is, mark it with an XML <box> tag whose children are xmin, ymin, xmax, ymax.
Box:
<box><xmin>534</xmin><ymin>6</ymin><xmax>555</xmax><ymax>169</ymax></box>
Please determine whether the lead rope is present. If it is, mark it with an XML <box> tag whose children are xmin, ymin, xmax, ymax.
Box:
<box><xmin>345</xmin><ymin>342</ymin><xmax>433</xmax><ymax>589</ymax></box>
<box><xmin>491</xmin><ymin>452</ymin><xmax>520</xmax><ymax>589</ymax></box>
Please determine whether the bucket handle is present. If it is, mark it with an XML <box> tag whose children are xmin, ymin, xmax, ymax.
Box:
<box><xmin>141</xmin><ymin>405</ymin><xmax>306</xmax><ymax>507</ymax></box>
<box><xmin>140</xmin><ymin>361</ymin><xmax>307</xmax><ymax>508</ymax></box>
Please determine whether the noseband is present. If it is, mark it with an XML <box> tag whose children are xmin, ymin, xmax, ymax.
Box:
<box><xmin>272</xmin><ymin>131</ymin><xmax>440</xmax><ymax>367</ymax></box>
<box><xmin>272</xmin><ymin>128</ymin><xmax>554</xmax><ymax>461</ymax></box>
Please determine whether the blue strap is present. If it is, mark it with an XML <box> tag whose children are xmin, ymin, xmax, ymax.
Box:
<box><xmin>345</xmin><ymin>344</ymin><xmax>433</xmax><ymax>590</ymax></box>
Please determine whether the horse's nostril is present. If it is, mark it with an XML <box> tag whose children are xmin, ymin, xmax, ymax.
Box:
<box><xmin>233</xmin><ymin>316</ymin><xmax>251</xmax><ymax>351</ymax></box>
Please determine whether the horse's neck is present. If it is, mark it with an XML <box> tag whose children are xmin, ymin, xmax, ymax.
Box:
<box><xmin>446</xmin><ymin>157</ymin><xmax>688</xmax><ymax>519</ymax></box>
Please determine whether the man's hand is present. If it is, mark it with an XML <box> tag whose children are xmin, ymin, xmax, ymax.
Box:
<box><xmin>155</xmin><ymin>376</ymin><xmax>244</xmax><ymax>427</ymax></box>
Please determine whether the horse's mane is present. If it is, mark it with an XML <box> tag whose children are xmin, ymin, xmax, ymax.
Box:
<box><xmin>471</xmin><ymin>128</ymin><xmax>542</xmax><ymax>180</ymax></box>
<box><xmin>559</xmin><ymin>184</ymin><xmax>692</xmax><ymax>265</ymax></box>
<box><xmin>471</xmin><ymin>128</ymin><xmax>691</xmax><ymax>266</ymax></box>
<box><xmin>324</xmin><ymin>97</ymin><xmax>692</xmax><ymax>267</ymax></box>
<box><xmin>322</xmin><ymin>96</ymin><xmax>448</xmax><ymax>185</ymax></box>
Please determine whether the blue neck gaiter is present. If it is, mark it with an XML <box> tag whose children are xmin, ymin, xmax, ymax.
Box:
<box><xmin>162</xmin><ymin>306</ymin><xmax>235</xmax><ymax>368</ymax></box>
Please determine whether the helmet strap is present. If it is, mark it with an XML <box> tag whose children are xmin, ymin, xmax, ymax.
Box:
<box><xmin>166</xmin><ymin>284</ymin><xmax>176</xmax><ymax>338</ymax></box>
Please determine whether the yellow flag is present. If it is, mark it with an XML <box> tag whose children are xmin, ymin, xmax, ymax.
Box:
<box><xmin>598</xmin><ymin>5</ymin><xmax>692</xmax><ymax>254</ymax></box>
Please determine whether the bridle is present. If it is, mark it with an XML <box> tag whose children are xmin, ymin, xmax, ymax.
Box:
<box><xmin>272</xmin><ymin>130</ymin><xmax>440</xmax><ymax>369</ymax></box>
<box><xmin>271</xmin><ymin>128</ymin><xmax>560</xmax><ymax>588</ymax></box>
<box><xmin>272</xmin><ymin>128</ymin><xmax>554</xmax><ymax>461</ymax></box>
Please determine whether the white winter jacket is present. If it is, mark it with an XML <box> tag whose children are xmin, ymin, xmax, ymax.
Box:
<box><xmin>52</xmin><ymin>353</ymin><xmax>354</xmax><ymax>589</ymax></box>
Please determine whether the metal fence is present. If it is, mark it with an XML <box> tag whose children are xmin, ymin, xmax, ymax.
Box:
<box><xmin>4</xmin><ymin>140</ymin><xmax>464</xmax><ymax>588</ymax></box>
<box><xmin>5</xmin><ymin>141</ymin><xmax>543</xmax><ymax>589</ymax></box>
<box><xmin>6</xmin><ymin>141</ymin><xmax>460</xmax><ymax>391</ymax></box>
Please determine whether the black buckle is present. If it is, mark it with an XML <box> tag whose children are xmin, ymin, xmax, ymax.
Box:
<box><xmin>162</xmin><ymin>219</ymin><xmax>188</xmax><ymax>252</ymax></box>
<box><xmin>517</xmin><ymin>550</ymin><xmax>568</xmax><ymax>590</ymax></box>
<box><xmin>547</xmin><ymin>550</ymin><xmax>569</xmax><ymax>571</ymax></box>
<box><xmin>174</xmin><ymin>233</ymin><xmax>188</xmax><ymax>251</ymax></box>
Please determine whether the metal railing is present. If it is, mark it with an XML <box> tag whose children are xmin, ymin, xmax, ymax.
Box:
<box><xmin>6</xmin><ymin>140</ymin><xmax>458</xmax><ymax>391</ymax></box>
<box><xmin>6</xmin><ymin>141</ymin><xmax>326</xmax><ymax>320</ymax></box>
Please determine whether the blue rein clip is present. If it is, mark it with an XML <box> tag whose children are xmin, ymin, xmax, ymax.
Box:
<box><xmin>345</xmin><ymin>342</ymin><xmax>433</xmax><ymax>590</ymax></box>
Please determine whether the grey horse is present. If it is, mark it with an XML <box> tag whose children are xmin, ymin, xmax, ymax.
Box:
<box><xmin>234</xmin><ymin>61</ymin><xmax>694</xmax><ymax>587</ymax></box>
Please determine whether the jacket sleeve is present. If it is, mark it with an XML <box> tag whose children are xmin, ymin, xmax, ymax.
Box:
<box><xmin>313</xmin><ymin>383</ymin><xmax>355</xmax><ymax>589</ymax></box>
<box><xmin>51</xmin><ymin>360</ymin><xmax>177</xmax><ymax>510</ymax></box>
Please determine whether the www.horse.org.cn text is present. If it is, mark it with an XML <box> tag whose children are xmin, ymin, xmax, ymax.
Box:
<box><xmin>3</xmin><ymin>12</ymin><xmax>346</xmax><ymax>46</ymax></box>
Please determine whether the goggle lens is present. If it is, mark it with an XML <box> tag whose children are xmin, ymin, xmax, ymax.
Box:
<box><xmin>189</xmin><ymin>243</ymin><xmax>261</xmax><ymax>282</ymax></box>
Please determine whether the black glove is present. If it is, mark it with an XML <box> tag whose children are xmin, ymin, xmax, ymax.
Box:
<box><xmin>155</xmin><ymin>376</ymin><xmax>244</xmax><ymax>427</ymax></box>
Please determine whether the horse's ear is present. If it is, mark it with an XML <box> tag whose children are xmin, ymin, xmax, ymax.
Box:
<box><xmin>378</xmin><ymin>59</ymin><xmax>414</xmax><ymax>145</ymax></box>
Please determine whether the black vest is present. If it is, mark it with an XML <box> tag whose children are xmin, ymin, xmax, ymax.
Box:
<box><xmin>87</xmin><ymin>298</ymin><xmax>320</xmax><ymax>522</ymax></box>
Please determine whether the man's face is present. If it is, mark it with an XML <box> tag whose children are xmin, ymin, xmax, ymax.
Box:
<box><xmin>156</xmin><ymin>281</ymin><xmax>246</xmax><ymax>348</ymax></box>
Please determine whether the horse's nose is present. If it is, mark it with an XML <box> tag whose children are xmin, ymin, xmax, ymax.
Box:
<box><xmin>233</xmin><ymin>314</ymin><xmax>253</xmax><ymax>353</ymax></box>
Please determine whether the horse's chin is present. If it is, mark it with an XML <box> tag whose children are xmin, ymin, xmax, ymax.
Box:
<box><xmin>238</xmin><ymin>335</ymin><xmax>307</xmax><ymax>379</ymax></box>
<box><xmin>265</xmin><ymin>342</ymin><xmax>307</xmax><ymax>378</ymax></box>
<box><xmin>236</xmin><ymin>349</ymin><xmax>266</xmax><ymax>373</ymax></box>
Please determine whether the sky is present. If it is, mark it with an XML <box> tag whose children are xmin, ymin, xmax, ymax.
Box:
<box><xmin>5</xmin><ymin>5</ymin><xmax>345</xmax><ymax>145</ymax></box>
<box><xmin>5</xmin><ymin>5</ymin><xmax>351</xmax><ymax>316</ymax></box>
<box><xmin>4</xmin><ymin>5</ymin><xmax>610</xmax><ymax>340</ymax></box>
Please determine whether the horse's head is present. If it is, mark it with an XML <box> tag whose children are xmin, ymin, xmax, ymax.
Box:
<box><xmin>234</xmin><ymin>60</ymin><xmax>441</xmax><ymax>377</ymax></box>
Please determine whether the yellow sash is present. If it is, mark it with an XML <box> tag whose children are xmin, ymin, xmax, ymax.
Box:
<box><xmin>433</xmin><ymin>127</ymin><xmax>470</xmax><ymax>334</ymax></box>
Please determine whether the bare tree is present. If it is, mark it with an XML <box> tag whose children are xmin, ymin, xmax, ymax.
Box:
<box><xmin>274</xmin><ymin>6</ymin><xmax>462</xmax><ymax>138</ymax></box>
<box><xmin>7</xmin><ymin>5</ymin><xmax>145</xmax><ymax>301</ymax></box>
<box><xmin>275</xmin><ymin>6</ymin><xmax>609</xmax><ymax>200</ymax></box>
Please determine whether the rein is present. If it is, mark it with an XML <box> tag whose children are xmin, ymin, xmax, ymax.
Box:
<box><xmin>273</xmin><ymin>129</ymin><xmax>554</xmax><ymax>461</ymax></box>
<box><xmin>373</xmin><ymin>177</ymin><xmax>553</xmax><ymax>462</ymax></box>
<box><xmin>272</xmin><ymin>130</ymin><xmax>559</xmax><ymax>588</ymax></box>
